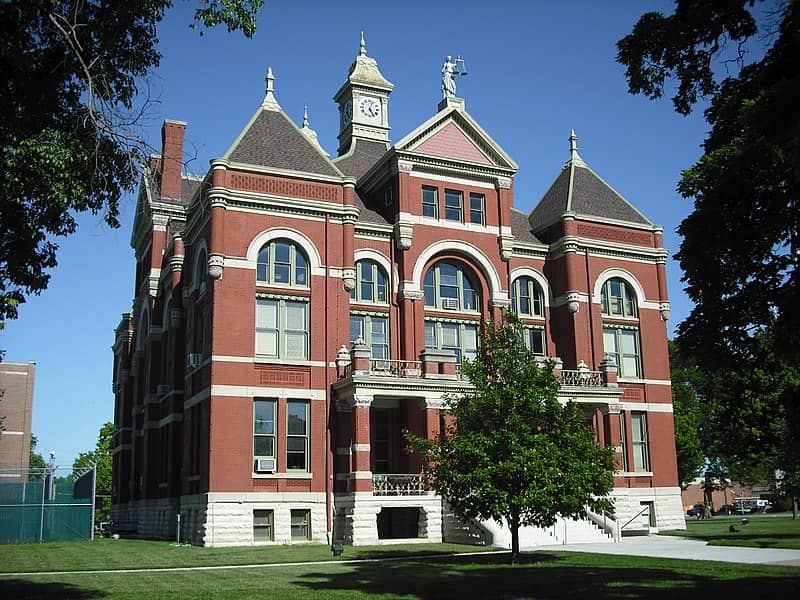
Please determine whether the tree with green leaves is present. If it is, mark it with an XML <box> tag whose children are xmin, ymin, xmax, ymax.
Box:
<box><xmin>0</xmin><ymin>1</ymin><xmax>263</xmax><ymax>327</ymax></box>
<box><xmin>669</xmin><ymin>340</ymin><xmax>705</xmax><ymax>488</ymax></box>
<box><xmin>618</xmin><ymin>0</ymin><xmax>800</xmax><ymax>517</ymax></box>
<box><xmin>408</xmin><ymin>315</ymin><xmax>615</xmax><ymax>564</ymax></box>
<box><xmin>74</xmin><ymin>422</ymin><xmax>114</xmax><ymax>523</ymax></box>
<box><xmin>28</xmin><ymin>434</ymin><xmax>47</xmax><ymax>481</ymax></box>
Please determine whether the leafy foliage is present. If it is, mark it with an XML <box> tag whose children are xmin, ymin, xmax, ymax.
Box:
<box><xmin>618</xmin><ymin>0</ymin><xmax>800</xmax><ymax>516</ymax></box>
<box><xmin>74</xmin><ymin>422</ymin><xmax>114</xmax><ymax>522</ymax></box>
<box><xmin>669</xmin><ymin>340</ymin><xmax>705</xmax><ymax>487</ymax></box>
<box><xmin>408</xmin><ymin>315</ymin><xmax>615</xmax><ymax>563</ymax></box>
<box><xmin>0</xmin><ymin>1</ymin><xmax>262</xmax><ymax>327</ymax></box>
<box><xmin>29</xmin><ymin>434</ymin><xmax>47</xmax><ymax>480</ymax></box>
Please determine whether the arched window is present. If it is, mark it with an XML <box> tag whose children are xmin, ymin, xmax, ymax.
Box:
<box><xmin>601</xmin><ymin>278</ymin><xmax>638</xmax><ymax>318</ymax></box>
<box><xmin>195</xmin><ymin>249</ymin><xmax>207</xmax><ymax>294</ymax></box>
<box><xmin>350</xmin><ymin>260</ymin><xmax>388</xmax><ymax>303</ymax></box>
<box><xmin>257</xmin><ymin>240</ymin><xmax>308</xmax><ymax>287</ymax></box>
<box><xmin>423</xmin><ymin>260</ymin><xmax>480</xmax><ymax>312</ymax></box>
<box><xmin>600</xmin><ymin>277</ymin><xmax>641</xmax><ymax>378</ymax></box>
<box><xmin>512</xmin><ymin>276</ymin><xmax>544</xmax><ymax>317</ymax></box>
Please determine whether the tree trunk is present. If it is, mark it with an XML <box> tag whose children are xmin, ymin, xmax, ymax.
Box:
<box><xmin>510</xmin><ymin>514</ymin><xmax>520</xmax><ymax>565</ymax></box>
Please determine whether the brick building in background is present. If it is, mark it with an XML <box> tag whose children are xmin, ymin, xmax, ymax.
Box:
<box><xmin>111</xmin><ymin>38</ymin><xmax>684</xmax><ymax>547</ymax></box>
<box><xmin>0</xmin><ymin>362</ymin><xmax>35</xmax><ymax>481</ymax></box>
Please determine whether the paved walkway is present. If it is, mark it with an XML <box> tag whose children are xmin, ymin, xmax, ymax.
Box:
<box><xmin>533</xmin><ymin>535</ymin><xmax>800</xmax><ymax>566</ymax></box>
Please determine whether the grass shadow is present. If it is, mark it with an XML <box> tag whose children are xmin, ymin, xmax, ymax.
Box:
<box><xmin>292</xmin><ymin>551</ymin><xmax>800</xmax><ymax>599</ymax></box>
<box><xmin>0</xmin><ymin>579</ymin><xmax>106</xmax><ymax>599</ymax></box>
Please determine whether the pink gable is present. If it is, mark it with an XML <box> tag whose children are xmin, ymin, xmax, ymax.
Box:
<box><xmin>413</xmin><ymin>122</ymin><xmax>493</xmax><ymax>165</ymax></box>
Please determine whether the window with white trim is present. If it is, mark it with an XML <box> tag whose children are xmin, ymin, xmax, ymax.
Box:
<box><xmin>601</xmin><ymin>278</ymin><xmax>638</xmax><ymax>318</ymax></box>
<box><xmin>469</xmin><ymin>193</ymin><xmax>485</xmax><ymax>225</ymax></box>
<box><xmin>257</xmin><ymin>240</ymin><xmax>308</xmax><ymax>287</ymax></box>
<box><xmin>255</xmin><ymin>298</ymin><xmax>308</xmax><ymax>359</ymax></box>
<box><xmin>423</xmin><ymin>261</ymin><xmax>480</xmax><ymax>312</ymax></box>
<box><xmin>444</xmin><ymin>189</ymin><xmax>463</xmax><ymax>221</ymax></box>
<box><xmin>520</xmin><ymin>326</ymin><xmax>546</xmax><ymax>356</ymax></box>
<box><xmin>253</xmin><ymin>398</ymin><xmax>276</xmax><ymax>461</ymax></box>
<box><xmin>290</xmin><ymin>509</ymin><xmax>311</xmax><ymax>540</ymax></box>
<box><xmin>631</xmin><ymin>412</ymin><xmax>650</xmax><ymax>472</ymax></box>
<box><xmin>424</xmin><ymin>319</ymin><xmax>479</xmax><ymax>363</ymax></box>
<box><xmin>350</xmin><ymin>313</ymin><xmax>389</xmax><ymax>360</ymax></box>
<box><xmin>287</xmin><ymin>400</ymin><xmax>309</xmax><ymax>471</ymax></box>
<box><xmin>350</xmin><ymin>260</ymin><xmax>388</xmax><ymax>304</ymax></box>
<box><xmin>512</xmin><ymin>276</ymin><xmax>544</xmax><ymax>317</ymax></box>
<box><xmin>603</xmin><ymin>326</ymin><xmax>641</xmax><ymax>378</ymax></box>
<box><xmin>422</xmin><ymin>186</ymin><xmax>438</xmax><ymax>218</ymax></box>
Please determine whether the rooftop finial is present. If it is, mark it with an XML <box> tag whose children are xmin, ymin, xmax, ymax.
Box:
<box><xmin>261</xmin><ymin>66</ymin><xmax>281</xmax><ymax>111</ymax></box>
<box><xmin>567</xmin><ymin>129</ymin><xmax>585</xmax><ymax>166</ymax></box>
<box><xmin>359</xmin><ymin>31</ymin><xmax>367</xmax><ymax>56</ymax></box>
<box><xmin>302</xmin><ymin>105</ymin><xmax>309</xmax><ymax>128</ymax></box>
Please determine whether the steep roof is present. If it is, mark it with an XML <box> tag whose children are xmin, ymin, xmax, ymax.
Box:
<box><xmin>334</xmin><ymin>138</ymin><xmax>389</xmax><ymax>179</ymax></box>
<box><xmin>223</xmin><ymin>69</ymin><xmax>342</xmax><ymax>178</ymax></box>
<box><xmin>529</xmin><ymin>131</ymin><xmax>651</xmax><ymax>232</ymax></box>
<box><xmin>510</xmin><ymin>208</ymin><xmax>543</xmax><ymax>244</ymax></box>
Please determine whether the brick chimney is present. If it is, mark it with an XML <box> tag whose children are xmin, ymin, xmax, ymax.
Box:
<box><xmin>160</xmin><ymin>119</ymin><xmax>186</xmax><ymax>200</ymax></box>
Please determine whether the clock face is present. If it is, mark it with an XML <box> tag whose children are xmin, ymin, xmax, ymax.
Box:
<box><xmin>342</xmin><ymin>100</ymin><xmax>353</xmax><ymax>125</ymax></box>
<box><xmin>358</xmin><ymin>97</ymin><xmax>381</xmax><ymax>119</ymax></box>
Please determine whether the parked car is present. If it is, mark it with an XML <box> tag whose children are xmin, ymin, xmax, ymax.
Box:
<box><xmin>686</xmin><ymin>504</ymin><xmax>706</xmax><ymax>518</ymax></box>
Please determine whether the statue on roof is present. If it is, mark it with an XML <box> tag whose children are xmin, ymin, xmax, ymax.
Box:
<box><xmin>441</xmin><ymin>55</ymin><xmax>467</xmax><ymax>99</ymax></box>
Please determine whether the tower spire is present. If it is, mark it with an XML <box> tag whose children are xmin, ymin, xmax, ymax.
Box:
<box><xmin>567</xmin><ymin>129</ymin><xmax>585</xmax><ymax>166</ymax></box>
<box><xmin>359</xmin><ymin>31</ymin><xmax>367</xmax><ymax>56</ymax></box>
<box><xmin>261</xmin><ymin>66</ymin><xmax>281</xmax><ymax>111</ymax></box>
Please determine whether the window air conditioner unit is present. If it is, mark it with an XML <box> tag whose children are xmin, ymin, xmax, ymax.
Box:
<box><xmin>156</xmin><ymin>384</ymin><xmax>171</xmax><ymax>396</ymax></box>
<box><xmin>441</xmin><ymin>298</ymin><xmax>459</xmax><ymax>310</ymax></box>
<box><xmin>186</xmin><ymin>353</ymin><xmax>203</xmax><ymax>369</ymax></box>
<box><xmin>255</xmin><ymin>458</ymin><xmax>276</xmax><ymax>473</ymax></box>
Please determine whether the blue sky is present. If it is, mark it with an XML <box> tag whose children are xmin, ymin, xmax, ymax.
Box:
<box><xmin>2</xmin><ymin>0</ymin><xmax>710</xmax><ymax>467</ymax></box>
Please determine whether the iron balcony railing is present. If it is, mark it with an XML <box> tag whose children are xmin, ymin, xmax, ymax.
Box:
<box><xmin>561</xmin><ymin>369</ymin><xmax>603</xmax><ymax>387</ymax></box>
<box><xmin>372</xmin><ymin>473</ymin><xmax>430</xmax><ymax>496</ymax></box>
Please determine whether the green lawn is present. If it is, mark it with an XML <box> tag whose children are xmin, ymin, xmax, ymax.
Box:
<box><xmin>662</xmin><ymin>515</ymin><xmax>800</xmax><ymax>549</ymax></box>
<box><xmin>1</xmin><ymin>540</ymin><xmax>799</xmax><ymax>599</ymax></box>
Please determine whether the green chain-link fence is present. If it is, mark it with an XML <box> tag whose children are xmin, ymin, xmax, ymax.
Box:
<box><xmin>0</xmin><ymin>465</ymin><xmax>95</xmax><ymax>543</ymax></box>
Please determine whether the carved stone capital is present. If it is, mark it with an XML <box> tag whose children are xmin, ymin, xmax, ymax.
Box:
<box><xmin>394</xmin><ymin>222</ymin><xmax>413</xmax><ymax>251</ymax></box>
<box><xmin>659</xmin><ymin>302</ymin><xmax>671</xmax><ymax>321</ymax></box>
<box><xmin>342</xmin><ymin>267</ymin><xmax>356</xmax><ymax>292</ymax></box>
<box><xmin>208</xmin><ymin>253</ymin><xmax>224</xmax><ymax>280</ymax></box>
<box><xmin>209</xmin><ymin>196</ymin><xmax>227</xmax><ymax>210</ymax></box>
<box><xmin>566</xmin><ymin>292</ymin><xmax>581</xmax><ymax>314</ymax></box>
<box><xmin>396</xmin><ymin>159</ymin><xmax>414</xmax><ymax>174</ymax></box>
<box><xmin>352</xmin><ymin>394</ymin><xmax>374</xmax><ymax>408</ymax></box>
<box><xmin>398</xmin><ymin>282</ymin><xmax>424</xmax><ymax>301</ymax></box>
<box><xmin>490</xmin><ymin>294</ymin><xmax>512</xmax><ymax>310</ymax></box>
<box><xmin>498</xmin><ymin>235</ymin><xmax>515</xmax><ymax>262</ymax></box>
<box><xmin>495</xmin><ymin>176</ymin><xmax>512</xmax><ymax>190</ymax></box>
<box><xmin>418</xmin><ymin>397</ymin><xmax>448</xmax><ymax>410</ymax></box>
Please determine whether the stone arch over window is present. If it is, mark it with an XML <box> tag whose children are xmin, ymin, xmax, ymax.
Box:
<box><xmin>509</xmin><ymin>267</ymin><xmax>551</xmax><ymax>310</ymax></box>
<box><xmin>351</xmin><ymin>259</ymin><xmax>389</xmax><ymax>304</ymax></box>
<box><xmin>411</xmin><ymin>240</ymin><xmax>503</xmax><ymax>304</ymax></box>
<box><xmin>246</xmin><ymin>228</ymin><xmax>322</xmax><ymax>276</ymax></box>
<box><xmin>256</xmin><ymin>239</ymin><xmax>309</xmax><ymax>287</ymax></box>
<box><xmin>423</xmin><ymin>259</ymin><xmax>482</xmax><ymax>312</ymax></box>
<box><xmin>592</xmin><ymin>268</ymin><xmax>646</xmax><ymax>312</ymax></box>
<box><xmin>353</xmin><ymin>249</ymin><xmax>398</xmax><ymax>294</ymax></box>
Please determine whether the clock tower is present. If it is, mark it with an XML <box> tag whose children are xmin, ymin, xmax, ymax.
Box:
<box><xmin>334</xmin><ymin>32</ymin><xmax>394</xmax><ymax>156</ymax></box>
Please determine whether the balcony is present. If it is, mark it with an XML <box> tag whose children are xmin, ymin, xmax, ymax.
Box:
<box><xmin>372</xmin><ymin>474</ymin><xmax>430</xmax><ymax>496</ymax></box>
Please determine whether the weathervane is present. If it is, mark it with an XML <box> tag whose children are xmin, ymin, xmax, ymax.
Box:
<box><xmin>441</xmin><ymin>55</ymin><xmax>468</xmax><ymax>99</ymax></box>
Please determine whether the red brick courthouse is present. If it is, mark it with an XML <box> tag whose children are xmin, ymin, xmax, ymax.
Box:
<box><xmin>112</xmin><ymin>39</ymin><xmax>684</xmax><ymax>547</ymax></box>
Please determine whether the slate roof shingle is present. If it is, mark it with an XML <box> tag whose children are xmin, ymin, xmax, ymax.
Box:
<box><xmin>510</xmin><ymin>208</ymin><xmax>542</xmax><ymax>244</ymax></box>
<box><xmin>334</xmin><ymin>139</ymin><xmax>389</xmax><ymax>179</ymax></box>
<box><xmin>227</xmin><ymin>110</ymin><xmax>342</xmax><ymax>178</ymax></box>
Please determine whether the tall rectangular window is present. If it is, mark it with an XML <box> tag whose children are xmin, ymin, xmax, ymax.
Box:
<box><xmin>253</xmin><ymin>509</ymin><xmax>274</xmax><ymax>541</ymax></box>
<box><xmin>520</xmin><ymin>327</ymin><xmax>546</xmax><ymax>356</ymax></box>
<box><xmin>469</xmin><ymin>193</ymin><xmax>485</xmax><ymax>224</ymax></box>
<box><xmin>444</xmin><ymin>189</ymin><xmax>463</xmax><ymax>221</ymax></box>
<box><xmin>425</xmin><ymin>320</ymin><xmax>479</xmax><ymax>362</ymax></box>
<box><xmin>256</xmin><ymin>298</ymin><xmax>308</xmax><ymax>359</ymax></box>
<box><xmin>350</xmin><ymin>314</ymin><xmax>389</xmax><ymax>360</ymax></box>
<box><xmin>631</xmin><ymin>412</ymin><xmax>650</xmax><ymax>472</ymax></box>
<box><xmin>253</xmin><ymin>399</ymin><xmax>276</xmax><ymax>460</ymax></box>
<box><xmin>422</xmin><ymin>186</ymin><xmax>438</xmax><ymax>218</ymax></box>
<box><xmin>602</xmin><ymin>327</ymin><xmax>641</xmax><ymax>378</ymax></box>
<box><xmin>287</xmin><ymin>400</ymin><xmax>309</xmax><ymax>471</ymax></box>
<box><xmin>290</xmin><ymin>509</ymin><xmax>311</xmax><ymax>540</ymax></box>
<box><xmin>619</xmin><ymin>412</ymin><xmax>628</xmax><ymax>471</ymax></box>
